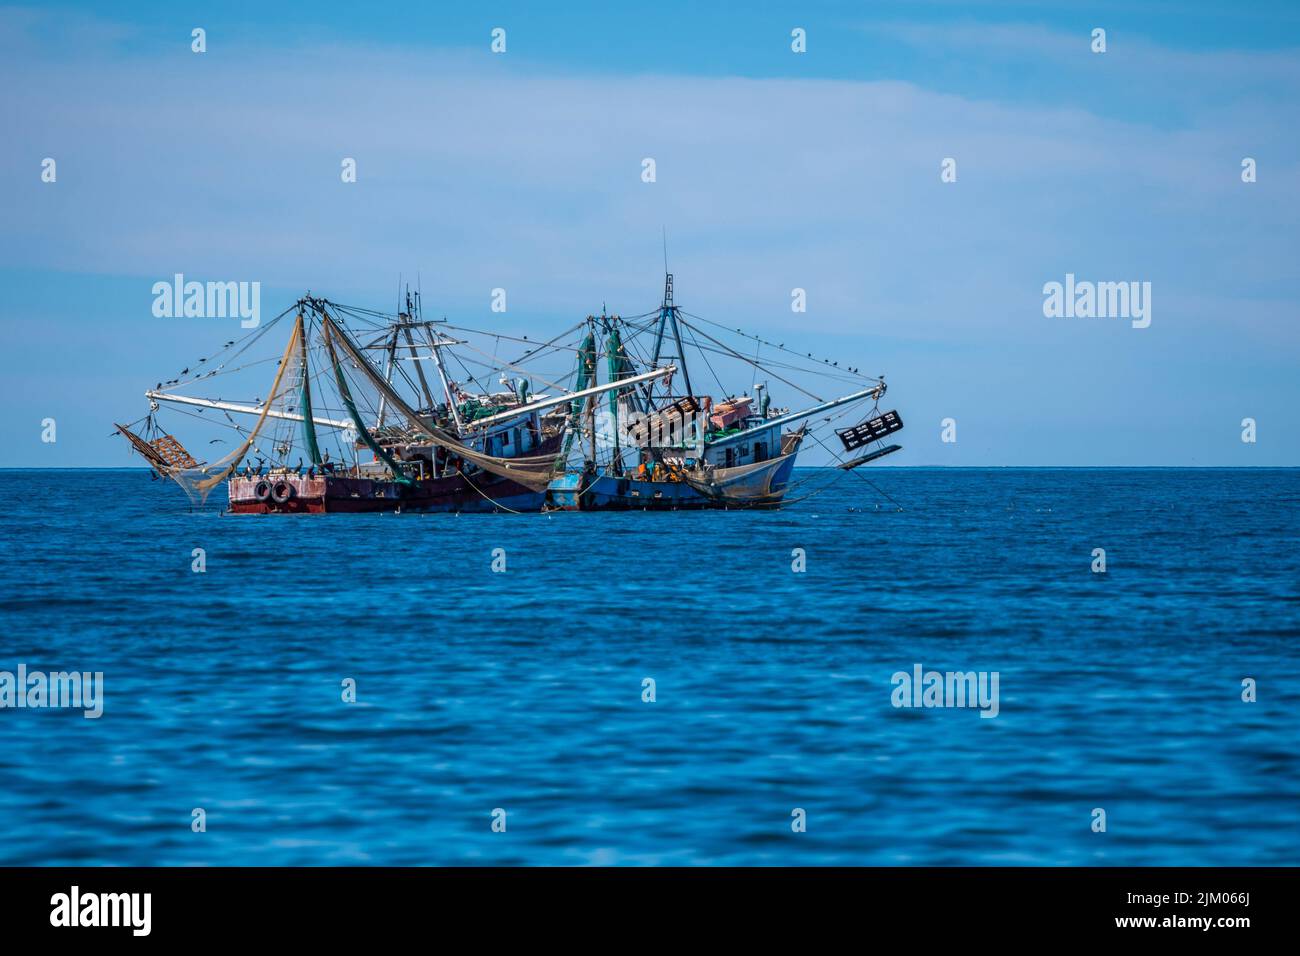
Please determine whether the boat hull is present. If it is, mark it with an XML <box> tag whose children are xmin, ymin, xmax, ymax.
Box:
<box><xmin>227</xmin><ymin>472</ymin><xmax>544</xmax><ymax>514</ymax></box>
<box><xmin>545</xmin><ymin>453</ymin><xmax>798</xmax><ymax>511</ymax></box>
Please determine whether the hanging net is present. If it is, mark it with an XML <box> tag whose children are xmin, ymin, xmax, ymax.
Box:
<box><xmin>121</xmin><ymin>314</ymin><xmax>307</xmax><ymax>505</ymax></box>
<box><xmin>319</xmin><ymin>313</ymin><xmax>567</xmax><ymax>492</ymax></box>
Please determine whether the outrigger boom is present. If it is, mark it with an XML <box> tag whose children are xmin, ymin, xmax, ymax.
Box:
<box><xmin>460</xmin><ymin>364</ymin><xmax>677</xmax><ymax>431</ymax></box>
<box><xmin>145</xmin><ymin>367</ymin><xmax>677</xmax><ymax>436</ymax></box>
<box><xmin>702</xmin><ymin>383</ymin><xmax>886</xmax><ymax>449</ymax></box>
<box><xmin>143</xmin><ymin>391</ymin><xmax>354</xmax><ymax>430</ymax></box>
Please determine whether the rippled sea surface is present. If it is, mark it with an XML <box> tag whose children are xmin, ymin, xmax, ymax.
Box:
<box><xmin>1</xmin><ymin>468</ymin><xmax>1297</xmax><ymax>866</ymax></box>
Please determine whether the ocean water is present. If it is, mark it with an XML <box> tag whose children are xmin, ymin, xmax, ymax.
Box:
<box><xmin>0</xmin><ymin>467</ymin><xmax>1297</xmax><ymax>866</ymax></box>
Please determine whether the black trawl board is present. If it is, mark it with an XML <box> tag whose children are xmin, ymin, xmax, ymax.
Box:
<box><xmin>837</xmin><ymin>409</ymin><xmax>903</xmax><ymax>451</ymax></box>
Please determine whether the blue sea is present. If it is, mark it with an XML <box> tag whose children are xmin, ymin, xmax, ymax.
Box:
<box><xmin>1</xmin><ymin>467</ymin><xmax>1297</xmax><ymax>866</ymax></box>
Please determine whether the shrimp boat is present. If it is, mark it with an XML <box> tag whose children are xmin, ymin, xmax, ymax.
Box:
<box><xmin>115</xmin><ymin>293</ymin><xmax>637</xmax><ymax>513</ymax></box>
<box><xmin>543</xmin><ymin>274</ymin><xmax>903</xmax><ymax>510</ymax></box>
<box><xmin>116</xmin><ymin>277</ymin><xmax>902</xmax><ymax>513</ymax></box>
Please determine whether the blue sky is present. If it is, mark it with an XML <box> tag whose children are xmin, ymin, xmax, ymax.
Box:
<box><xmin>2</xmin><ymin>1</ymin><xmax>1297</xmax><ymax>465</ymax></box>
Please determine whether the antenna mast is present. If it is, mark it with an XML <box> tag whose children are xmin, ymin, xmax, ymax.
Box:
<box><xmin>649</xmin><ymin>270</ymin><xmax>693</xmax><ymax>404</ymax></box>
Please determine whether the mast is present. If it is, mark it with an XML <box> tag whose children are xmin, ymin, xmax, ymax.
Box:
<box><xmin>648</xmin><ymin>273</ymin><xmax>692</xmax><ymax>406</ymax></box>
<box><xmin>322</xmin><ymin>318</ymin><xmax>412</xmax><ymax>485</ymax></box>
<box><xmin>422</xmin><ymin>325</ymin><xmax>465</xmax><ymax>435</ymax></box>
<box><xmin>605</xmin><ymin>317</ymin><xmax>623</xmax><ymax>474</ymax></box>
<box><xmin>566</xmin><ymin>327</ymin><xmax>596</xmax><ymax>456</ymax></box>
<box><xmin>297</xmin><ymin>311</ymin><xmax>323</xmax><ymax>465</ymax></box>
<box><xmin>399</xmin><ymin>289</ymin><xmax>436</xmax><ymax>411</ymax></box>
<box><xmin>404</xmin><ymin>289</ymin><xmax>468</xmax><ymax>435</ymax></box>
<box><xmin>586</xmin><ymin>317</ymin><xmax>598</xmax><ymax>465</ymax></box>
<box><xmin>374</xmin><ymin>327</ymin><xmax>399</xmax><ymax>430</ymax></box>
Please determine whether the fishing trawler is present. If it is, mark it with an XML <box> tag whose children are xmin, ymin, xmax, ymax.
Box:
<box><xmin>116</xmin><ymin>275</ymin><xmax>902</xmax><ymax>513</ymax></box>
<box><xmin>117</xmin><ymin>293</ymin><xmax>628</xmax><ymax>513</ymax></box>
<box><xmin>544</xmin><ymin>273</ymin><xmax>903</xmax><ymax>510</ymax></box>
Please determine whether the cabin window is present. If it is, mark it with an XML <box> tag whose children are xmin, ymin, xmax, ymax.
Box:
<box><xmin>754</xmin><ymin>441</ymin><xmax>767</xmax><ymax>462</ymax></box>
<box><xmin>502</xmin><ymin>430</ymin><xmax>510</xmax><ymax>447</ymax></box>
